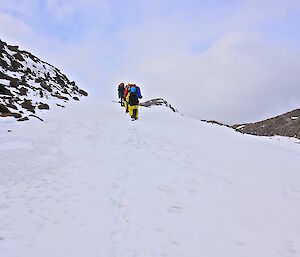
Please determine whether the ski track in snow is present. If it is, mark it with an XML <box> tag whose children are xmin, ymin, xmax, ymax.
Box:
<box><xmin>0</xmin><ymin>101</ymin><xmax>300</xmax><ymax>257</ymax></box>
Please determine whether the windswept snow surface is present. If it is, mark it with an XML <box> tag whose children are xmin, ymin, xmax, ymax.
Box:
<box><xmin>0</xmin><ymin>101</ymin><xmax>300</xmax><ymax>257</ymax></box>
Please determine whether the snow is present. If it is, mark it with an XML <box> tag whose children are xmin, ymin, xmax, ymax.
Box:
<box><xmin>236</xmin><ymin>124</ymin><xmax>245</xmax><ymax>130</ymax></box>
<box><xmin>0</xmin><ymin>100</ymin><xmax>300</xmax><ymax>257</ymax></box>
<box><xmin>291</xmin><ymin>116</ymin><xmax>298</xmax><ymax>120</ymax></box>
<box><xmin>0</xmin><ymin>79</ymin><xmax>10</xmax><ymax>86</ymax></box>
<box><xmin>4</xmin><ymin>69</ymin><xmax>22</xmax><ymax>80</ymax></box>
<box><xmin>21</xmin><ymin>54</ymin><xmax>57</xmax><ymax>79</ymax></box>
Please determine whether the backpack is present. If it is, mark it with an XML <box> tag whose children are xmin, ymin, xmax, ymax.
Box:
<box><xmin>129</xmin><ymin>92</ymin><xmax>139</xmax><ymax>105</ymax></box>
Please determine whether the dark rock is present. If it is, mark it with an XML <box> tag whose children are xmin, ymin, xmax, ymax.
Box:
<box><xmin>1</xmin><ymin>112</ymin><xmax>22</xmax><ymax>118</ymax></box>
<box><xmin>0</xmin><ymin>71</ymin><xmax>10</xmax><ymax>80</ymax></box>
<box><xmin>55</xmin><ymin>74</ymin><xmax>66</xmax><ymax>87</ymax></box>
<box><xmin>0</xmin><ymin>85</ymin><xmax>13</xmax><ymax>96</ymax></box>
<box><xmin>11</xmin><ymin>60</ymin><xmax>22</xmax><ymax>71</ymax></box>
<box><xmin>56</xmin><ymin>103</ymin><xmax>65</xmax><ymax>108</ymax></box>
<box><xmin>7</xmin><ymin>45</ymin><xmax>19</xmax><ymax>52</ymax></box>
<box><xmin>62</xmin><ymin>88</ymin><xmax>70</xmax><ymax>95</ymax></box>
<box><xmin>0</xmin><ymin>58</ymin><xmax>9</xmax><ymax>68</ymax></box>
<box><xmin>52</xmin><ymin>93</ymin><xmax>69</xmax><ymax>101</ymax></box>
<box><xmin>19</xmin><ymin>87</ymin><xmax>28</xmax><ymax>96</ymax></box>
<box><xmin>40</xmin><ymin>81</ymin><xmax>52</xmax><ymax>92</ymax></box>
<box><xmin>35</xmin><ymin>77</ymin><xmax>42</xmax><ymax>83</ymax></box>
<box><xmin>201</xmin><ymin>119</ymin><xmax>231</xmax><ymax>128</ymax></box>
<box><xmin>25</xmin><ymin>68</ymin><xmax>32</xmax><ymax>74</ymax></box>
<box><xmin>9</xmin><ymin>79</ymin><xmax>19</xmax><ymax>88</ymax></box>
<box><xmin>79</xmin><ymin>89</ymin><xmax>88</xmax><ymax>97</ymax></box>
<box><xmin>21</xmin><ymin>99</ymin><xmax>35</xmax><ymax>113</ymax></box>
<box><xmin>13</xmin><ymin>53</ymin><xmax>25</xmax><ymax>62</ymax></box>
<box><xmin>0</xmin><ymin>103</ymin><xmax>10</xmax><ymax>114</ymax></box>
<box><xmin>38</xmin><ymin>103</ymin><xmax>49</xmax><ymax>110</ymax></box>
<box><xmin>73</xmin><ymin>96</ymin><xmax>79</xmax><ymax>101</ymax></box>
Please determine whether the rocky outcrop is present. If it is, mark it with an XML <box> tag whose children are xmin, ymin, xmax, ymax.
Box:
<box><xmin>202</xmin><ymin>109</ymin><xmax>300</xmax><ymax>139</ymax></box>
<box><xmin>0</xmin><ymin>38</ymin><xmax>88</xmax><ymax>121</ymax></box>
<box><xmin>233</xmin><ymin>109</ymin><xmax>300</xmax><ymax>139</ymax></box>
<box><xmin>140</xmin><ymin>98</ymin><xmax>178</xmax><ymax>113</ymax></box>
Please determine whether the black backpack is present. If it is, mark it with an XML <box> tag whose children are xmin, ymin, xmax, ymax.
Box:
<box><xmin>129</xmin><ymin>92</ymin><xmax>139</xmax><ymax>105</ymax></box>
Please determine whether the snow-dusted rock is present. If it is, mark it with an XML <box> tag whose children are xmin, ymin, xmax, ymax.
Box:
<box><xmin>0</xmin><ymin>38</ymin><xmax>88</xmax><ymax>121</ymax></box>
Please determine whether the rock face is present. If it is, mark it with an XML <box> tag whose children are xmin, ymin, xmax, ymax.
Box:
<box><xmin>233</xmin><ymin>109</ymin><xmax>300</xmax><ymax>139</ymax></box>
<box><xmin>140</xmin><ymin>98</ymin><xmax>178</xmax><ymax>113</ymax></box>
<box><xmin>202</xmin><ymin>109</ymin><xmax>300</xmax><ymax>139</ymax></box>
<box><xmin>0</xmin><ymin>38</ymin><xmax>88</xmax><ymax>121</ymax></box>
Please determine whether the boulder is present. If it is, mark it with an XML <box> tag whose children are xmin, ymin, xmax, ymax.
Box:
<box><xmin>21</xmin><ymin>99</ymin><xmax>35</xmax><ymax>113</ymax></box>
<box><xmin>1</xmin><ymin>112</ymin><xmax>22</xmax><ymax>118</ymax></box>
<box><xmin>79</xmin><ymin>89</ymin><xmax>88</xmax><ymax>97</ymax></box>
<box><xmin>38</xmin><ymin>103</ymin><xmax>49</xmax><ymax>110</ymax></box>
<box><xmin>9</xmin><ymin>79</ymin><xmax>19</xmax><ymax>88</ymax></box>
<box><xmin>11</xmin><ymin>60</ymin><xmax>23</xmax><ymax>71</ymax></box>
<box><xmin>0</xmin><ymin>85</ymin><xmax>12</xmax><ymax>96</ymax></box>
<box><xmin>18</xmin><ymin>87</ymin><xmax>28</xmax><ymax>96</ymax></box>
<box><xmin>13</xmin><ymin>53</ymin><xmax>25</xmax><ymax>62</ymax></box>
<box><xmin>40</xmin><ymin>81</ymin><xmax>52</xmax><ymax>92</ymax></box>
<box><xmin>0</xmin><ymin>103</ymin><xmax>10</xmax><ymax>114</ymax></box>
<box><xmin>52</xmin><ymin>93</ymin><xmax>69</xmax><ymax>101</ymax></box>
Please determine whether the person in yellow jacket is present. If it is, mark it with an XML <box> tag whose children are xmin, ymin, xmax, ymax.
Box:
<box><xmin>127</xmin><ymin>86</ymin><xmax>139</xmax><ymax>120</ymax></box>
<box><xmin>123</xmin><ymin>83</ymin><xmax>130</xmax><ymax>113</ymax></box>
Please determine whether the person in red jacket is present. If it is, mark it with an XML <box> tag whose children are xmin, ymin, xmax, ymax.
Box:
<box><xmin>118</xmin><ymin>83</ymin><xmax>125</xmax><ymax>106</ymax></box>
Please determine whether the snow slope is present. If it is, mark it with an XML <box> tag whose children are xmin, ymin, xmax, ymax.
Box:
<box><xmin>0</xmin><ymin>101</ymin><xmax>300</xmax><ymax>257</ymax></box>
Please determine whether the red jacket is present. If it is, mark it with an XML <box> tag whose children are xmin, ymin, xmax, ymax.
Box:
<box><xmin>124</xmin><ymin>85</ymin><xmax>130</xmax><ymax>99</ymax></box>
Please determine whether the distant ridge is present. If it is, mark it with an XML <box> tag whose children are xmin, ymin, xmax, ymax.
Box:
<box><xmin>202</xmin><ymin>109</ymin><xmax>300</xmax><ymax>139</ymax></box>
<box><xmin>0</xmin><ymin>38</ymin><xmax>88</xmax><ymax>121</ymax></box>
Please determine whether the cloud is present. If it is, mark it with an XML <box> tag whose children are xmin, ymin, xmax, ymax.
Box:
<box><xmin>45</xmin><ymin>0</ymin><xmax>108</xmax><ymax>21</ymax></box>
<box><xmin>1</xmin><ymin>1</ymin><xmax>300</xmax><ymax>124</ymax></box>
<box><xmin>114</xmin><ymin>31</ymin><xmax>300</xmax><ymax>124</ymax></box>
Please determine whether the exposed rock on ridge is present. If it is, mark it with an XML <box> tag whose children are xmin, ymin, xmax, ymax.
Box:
<box><xmin>0</xmin><ymin>39</ymin><xmax>88</xmax><ymax>121</ymax></box>
<box><xmin>202</xmin><ymin>109</ymin><xmax>300</xmax><ymax>139</ymax></box>
<box><xmin>233</xmin><ymin>109</ymin><xmax>300</xmax><ymax>139</ymax></box>
<box><xmin>140</xmin><ymin>98</ymin><xmax>178</xmax><ymax>113</ymax></box>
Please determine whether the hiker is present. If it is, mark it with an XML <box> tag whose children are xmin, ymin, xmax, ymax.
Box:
<box><xmin>131</xmin><ymin>84</ymin><xmax>142</xmax><ymax>100</ymax></box>
<box><xmin>118</xmin><ymin>83</ymin><xmax>125</xmax><ymax>106</ymax></box>
<box><xmin>123</xmin><ymin>83</ymin><xmax>131</xmax><ymax>113</ymax></box>
<box><xmin>127</xmin><ymin>86</ymin><xmax>139</xmax><ymax>120</ymax></box>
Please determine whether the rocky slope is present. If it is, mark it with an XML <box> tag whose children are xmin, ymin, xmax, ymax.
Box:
<box><xmin>233</xmin><ymin>109</ymin><xmax>300</xmax><ymax>139</ymax></box>
<box><xmin>0</xmin><ymin>39</ymin><xmax>87</xmax><ymax>121</ymax></box>
<box><xmin>202</xmin><ymin>109</ymin><xmax>300</xmax><ymax>139</ymax></box>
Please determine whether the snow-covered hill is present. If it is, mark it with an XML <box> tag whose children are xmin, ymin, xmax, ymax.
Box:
<box><xmin>0</xmin><ymin>39</ymin><xmax>87</xmax><ymax>121</ymax></box>
<box><xmin>0</xmin><ymin>101</ymin><xmax>299</xmax><ymax>257</ymax></box>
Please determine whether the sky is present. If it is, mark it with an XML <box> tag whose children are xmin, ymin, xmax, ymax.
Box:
<box><xmin>1</xmin><ymin>0</ymin><xmax>300</xmax><ymax>124</ymax></box>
